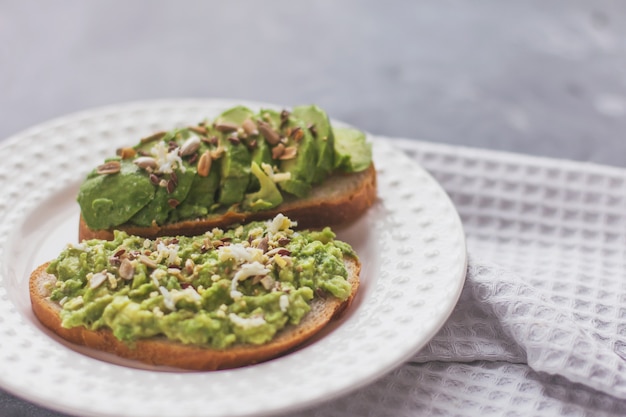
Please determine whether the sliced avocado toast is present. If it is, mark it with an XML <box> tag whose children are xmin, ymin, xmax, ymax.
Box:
<box><xmin>77</xmin><ymin>104</ymin><xmax>374</xmax><ymax>236</ymax></box>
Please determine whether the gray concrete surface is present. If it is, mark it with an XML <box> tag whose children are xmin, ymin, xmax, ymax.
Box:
<box><xmin>2</xmin><ymin>1</ymin><xmax>626</xmax><ymax>416</ymax></box>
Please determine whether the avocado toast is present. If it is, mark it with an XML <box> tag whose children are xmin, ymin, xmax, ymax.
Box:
<box><xmin>30</xmin><ymin>214</ymin><xmax>360</xmax><ymax>370</ymax></box>
<box><xmin>77</xmin><ymin>105</ymin><xmax>377</xmax><ymax>241</ymax></box>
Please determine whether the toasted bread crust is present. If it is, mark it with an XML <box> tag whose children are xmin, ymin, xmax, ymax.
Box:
<box><xmin>29</xmin><ymin>258</ymin><xmax>360</xmax><ymax>370</ymax></box>
<box><xmin>79</xmin><ymin>164</ymin><xmax>377</xmax><ymax>241</ymax></box>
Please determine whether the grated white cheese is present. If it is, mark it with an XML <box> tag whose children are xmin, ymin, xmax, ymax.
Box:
<box><xmin>151</xmin><ymin>269</ymin><xmax>166</xmax><ymax>287</ymax></box>
<box><xmin>218</xmin><ymin>243</ymin><xmax>263</xmax><ymax>264</ymax></box>
<box><xmin>67</xmin><ymin>242</ymin><xmax>88</xmax><ymax>252</ymax></box>
<box><xmin>171</xmin><ymin>287</ymin><xmax>202</xmax><ymax>303</ymax></box>
<box><xmin>279</xmin><ymin>294</ymin><xmax>289</xmax><ymax>312</ymax></box>
<box><xmin>159</xmin><ymin>286</ymin><xmax>176</xmax><ymax>311</ymax></box>
<box><xmin>156</xmin><ymin>241</ymin><xmax>179</xmax><ymax>265</ymax></box>
<box><xmin>266</xmin><ymin>213</ymin><xmax>292</xmax><ymax>236</ymax></box>
<box><xmin>150</xmin><ymin>141</ymin><xmax>186</xmax><ymax>174</ymax></box>
<box><xmin>230</xmin><ymin>262</ymin><xmax>270</xmax><ymax>299</ymax></box>
<box><xmin>229</xmin><ymin>313</ymin><xmax>266</xmax><ymax>329</ymax></box>
<box><xmin>233</xmin><ymin>262</ymin><xmax>270</xmax><ymax>282</ymax></box>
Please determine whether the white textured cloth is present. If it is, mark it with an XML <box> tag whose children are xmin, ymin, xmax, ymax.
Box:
<box><xmin>293</xmin><ymin>138</ymin><xmax>626</xmax><ymax>417</ymax></box>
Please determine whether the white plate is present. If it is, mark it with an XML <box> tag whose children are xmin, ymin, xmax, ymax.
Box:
<box><xmin>0</xmin><ymin>99</ymin><xmax>466</xmax><ymax>417</ymax></box>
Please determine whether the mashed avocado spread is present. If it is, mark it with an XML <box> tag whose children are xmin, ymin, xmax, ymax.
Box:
<box><xmin>77</xmin><ymin>105</ymin><xmax>373</xmax><ymax>230</ymax></box>
<box><xmin>47</xmin><ymin>214</ymin><xmax>356</xmax><ymax>348</ymax></box>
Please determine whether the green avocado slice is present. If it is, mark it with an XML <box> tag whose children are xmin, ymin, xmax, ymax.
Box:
<box><xmin>77</xmin><ymin>160</ymin><xmax>155</xmax><ymax>230</ymax></box>
<box><xmin>260</xmin><ymin>109</ymin><xmax>318</xmax><ymax>198</ymax></box>
<box><xmin>129</xmin><ymin>167</ymin><xmax>195</xmax><ymax>227</ymax></box>
<box><xmin>170</xmin><ymin>127</ymin><xmax>221</xmax><ymax>221</ymax></box>
<box><xmin>333</xmin><ymin>127</ymin><xmax>372</xmax><ymax>172</ymax></box>
<box><xmin>291</xmin><ymin>105</ymin><xmax>334</xmax><ymax>184</ymax></box>
<box><xmin>242</xmin><ymin>162</ymin><xmax>283</xmax><ymax>211</ymax></box>
<box><xmin>278</xmin><ymin>118</ymin><xmax>318</xmax><ymax>198</ymax></box>
<box><xmin>215</xmin><ymin>107</ymin><xmax>253</xmax><ymax>206</ymax></box>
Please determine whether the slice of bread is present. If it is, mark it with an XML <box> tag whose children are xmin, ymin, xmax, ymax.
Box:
<box><xmin>79</xmin><ymin>164</ymin><xmax>377</xmax><ymax>241</ymax></box>
<box><xmin>29</xmin><ymin>258</ymin><xmax>360</xmax><ymax>371</ymax></box>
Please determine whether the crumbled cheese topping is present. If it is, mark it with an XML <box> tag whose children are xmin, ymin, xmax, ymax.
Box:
<box><xmin>229</xmin><ymin>313</ymin><xmax>266</xmax><ymax>329</ymax></box>
<box><xmin>279</xmin><ymin>294</ymin><xmax>289</xmax><ymax>312</ymax></box>
<box><xmin>266</xmin><ymin>213</ymin><xmax>292</xmax><ymax>236</ymax></box>
<box><xmin>159</xmin><ymin>286</ymin><xmax>176</xmax><ymax>311</ymax></box>
<box><xmin>155</xmin><ymin>241</ymin><xmax>179</xmax><ymax>265</ymax></box>
<box><xmin>150</xmin><ymin>141</ymin><xmax>186</xmax><ymax>174</ymax></box>
<box><xmin>218</xmin><ymin>243</ymin><xmax>263</xmax><ymax>264</ymax></box>
<box><xmin>230</xmin><ymin>261</ymin><xmax>270</xmax><ymax>299</ymax></box>
<box><xmin>67</xmin><ymin>242</ymin><xmax>89</xmax><ymax>252</ymax></box>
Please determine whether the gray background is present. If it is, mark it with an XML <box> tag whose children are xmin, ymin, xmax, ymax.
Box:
<box><xmin>1</xmin><ymin>1</ymin><xmax>626</xmax><ymax>416</ymax></box>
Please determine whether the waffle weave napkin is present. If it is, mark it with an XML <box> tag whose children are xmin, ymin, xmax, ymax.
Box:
<box><xmin>293</xmin><ymin>138</ymin><xmax>626</xmax><ymax>417</ymax></box>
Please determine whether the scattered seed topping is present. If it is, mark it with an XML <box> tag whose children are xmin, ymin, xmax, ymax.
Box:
<box><xmin>119</xmin><ymin>258</ymin><xmax>134</xmax><ymax>280</ymax></box>
<box><xmin>188</xmin><ymin>126</ymin><xmax>207</xmax><ymax>136</ymax></box>
<box><xmin>139</xmin><ymin>255</ymin><xmax>158</xmax><ymax>269</ymax></box>
<box><xmin>257</xmin><ymin>120</ymin><xmax>281</xmax><ymax>145</ymax></box>
<box><xmin>290</xmin><ymin>126</ymin><xmax>304</xmax><ymax>142</ymax></box>
<box><xmin>214</xmin><ymin>121</ymin><xmax>239</xmax><ymax>132</ymax></box>
<box><xmin>272</xmin><ymin>143</ymin><xmax>286</xmax><ymax>159</ymax></box>
<box><xmin>241</xmin><ymin>119</ymin><xmax>259</xmax><ymax>136</ymax></box>
<box><xmin>167</xmin><ymin>198</ymin><xmax>180</xmax><ymax>208</ymax></box>
<box><xmin>89</xmin><ymin>271</ymin><xmax>108</xmax><ymax>289</ymax></box>
<box><xmin>279</xmin><ymin>146</ymin><xmax>297</xmax><ymax>160</ymax></box>
<box><xmin>149</xmin><ymin>173</ymin><xmax>160</xmax><ymax>185</ymax></box>
<box><xmin>308</xmin><ymin>123</ymin><xmax>318</xmax><ymax>138</ymax></box>
<box><xmin>117</xmin><ymin>147</ymin><xmax>136</xmax><ymax>159</ymax></box>
<box><xmin>227</xmin><ymin>136</ymin><xmax>241</xmax><ymax>145</ymax></box>
<box><xmin>140</xmin><ymin>131</ymin><xmax>167</xmax><ymax>144</ymax></box>
<box><xmin>179</xmin><ymin>136</ymin><xmax>201</xmax><ymax>157</ymax></box>
<box><xmin>279</xmin><ymin>109</ymin><xmax>290</xmax><ymax>128</ymax></box>
<box><xmin>202</xmin><ymin>136</ymin><xmax>219</xmax><ymax>146</ymax></box>
<box><xmin>135</xmin><ymin>156</ymin><xmax>158</xmax><ymax>171</ymax></box>
<box><xmin>197</xmin><ymin>151</ymin><xmax>212</xmax><ymax>177</ymax></box>
<box><xmin>96</xmin><ymin>161</ymin><xmax>121</xmax><ymax>175</ymax></box>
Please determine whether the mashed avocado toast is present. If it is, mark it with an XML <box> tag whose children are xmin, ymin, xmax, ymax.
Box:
<box><xmin>77</xmin><ymin>104</ymin><xmax>376</xmax><ymax>241</ymax></box>
<box><xmin>30</xmin><ymin>214</ymin><xmax>360</xmax><ymax>370</ymax></box>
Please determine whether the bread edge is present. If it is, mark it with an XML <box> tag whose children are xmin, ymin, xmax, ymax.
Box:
<box><xmin>79</xmin><ymin>164</ymin><xmax>377</xmax><ymax>241</ymax></box>
<box><xmin>29</xmin><ymin>257</ymin><xmax>360</xmax><ymax>371</ymax></box>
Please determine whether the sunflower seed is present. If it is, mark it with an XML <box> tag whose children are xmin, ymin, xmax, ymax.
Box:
<box><xmin>116</xmin><ymin>147</ymin><xmax>136</xmax><ymax>159</ymax></box>
<box><xmin>96</xmin><ymin>161</ymin><xmax>121</xmax><ymax>175</ymax></box>
<box><xmin>179</xmin><ymin>136</ymin><xmax>201</xmax><ymax>156</ymax></box>
<box><xmin>140</xmin><ymin>131</ymin><xmax>167</xmax><ymax>144</ymax></box>
<box><xmin>242</xmin><ymin>119</ymin><xmax>259</xmax><ymax>136</ymax></box>
<box><xmin>257</xmin><ymin>121</ymin><xmax>281</xmax><ymax>145</ymax></box>
<box><xmin>188</xmin><ymin>126</ymin><xmax>207</xmax><ymax>135</ymax></box>
<box><xmin>214</xmin><ymin>121</ymin><xmax>239</xmax><ymax>132</ymax></box>
<box><xmin>197</xmin><ymin>151</ymin><xmax>211</xmax><ymax>177</ymax></box>
<box><xmin>134</xmin><ymin>156</ymin><xmax>158</xmax><ymax>170</ymax></box>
